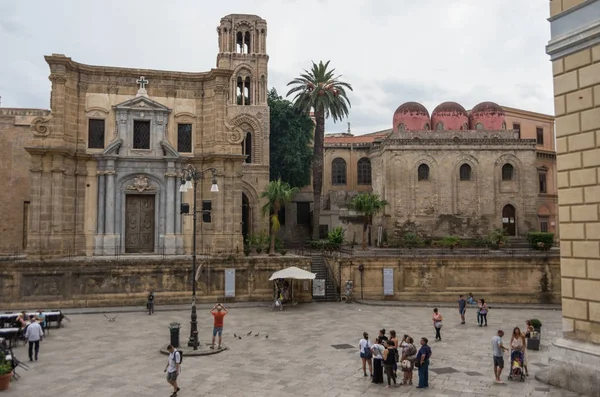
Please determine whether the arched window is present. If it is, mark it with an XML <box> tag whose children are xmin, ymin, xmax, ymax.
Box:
<box><xmin>242</xmin><ymin>132</ymin><xmax>252</xmax><ymax>163</ymax></box>
<box><xmin>501</xmin><ymin>122</ymin><xmax>507</xmax><ymax>130</ymax></box>
<box><xmin>459</xmin><ymin>163</ymin><xmax>472</xmax><ymax>181</ymax></box>
<box><xmin>236</xmin><ymin>76</ymin><xmax>251</xmax><ymax>105</ymax></box>
<box><xmin>244</xmin><ymin>31</ymin><xmax>251</xmax><ymax>54</ymax></box>
<box><xmin>475</xmin><ymin>122</ymin><xmax>484</xmax><ymax>130</ymax></box>
<box><xmin>397</xmin><ymin>123</ymin><xmax>405</xmax><ymax>131</ymax></box>
<box><xmin>357</xmin><ymin>158</ymin><xmax>371</xmax><ymax>185</ymax></box>
<box><xmin>236</xmin><ymin>31</ymin><xmax>243</xmax><ymax>53</ymax></box>
<box><xmin>424</xmin><ymin>123</ymin><xmax>430</xmax><ymax>130</ymax></box>
<box><xmin>418</xmin><ymin>164</ymin><xmax>430</xmax><ymax>181</ymax></box>
<box><xmin>332</xmin><ymin>158</ymin><xmax>347</xmax><ymax>185</ymax></box>
<box><xmin>436</xmin><ymin>122</ymin><xmax>444</xmax><ymax>130</ymax></box>
<box><xmin>502</xmin><ymin>163</ymin><xmax>514</xmax><ymax>181</ymax></box>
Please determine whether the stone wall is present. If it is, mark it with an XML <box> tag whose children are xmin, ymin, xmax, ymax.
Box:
<box><xmin>0</xmin><ymin>108</ymin><xmax>49</xmax><ymax>254</ymax></box>
<box><xmin>0</xmin><ymin>255</ymin><xmax>311</xmax><ymax>309</ymax></box>
<box><xmin>326</xmin><ymin>253</ymin><xmax>561</xmax><ymax>303</ymax></box>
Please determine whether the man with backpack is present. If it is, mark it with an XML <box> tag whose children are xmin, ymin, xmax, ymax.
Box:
<box><xmin>165</xmin><ymin>344</ymin><xmax>182</xmax><ymax>396</ymax></box>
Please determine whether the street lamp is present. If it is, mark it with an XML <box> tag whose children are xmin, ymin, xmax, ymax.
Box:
<box><xmin>179</xmin><ymin>164</ymin><xmax>219</xmax><ymax>350</ymax></box>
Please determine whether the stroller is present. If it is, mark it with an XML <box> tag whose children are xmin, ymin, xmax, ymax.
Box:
<box><xmin>508</xmin><ymin>350</ymin><xmax>526</xmax><ymax>382</ymax></box>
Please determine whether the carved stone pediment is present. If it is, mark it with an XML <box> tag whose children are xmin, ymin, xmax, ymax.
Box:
<box><xmin>103</xmin><ymin>138</ymin><xmax>123</xmax><ymax>155</ymax></box>
<box><xmin>224</xmin><ymin>121</ymin><xmax>245</xmax><ymax>144</ymax></box>
<box><xmin>160</xmin><ymin>140</ymin><xmax>180</xmax><ymax>158</ymax></box>
<box><xmin>113</xmin><ymin>96</ymin><xmax>171</xmax><ymax>113</ymax></box>
<box><xmin>126</xmin><ymin>175</ymin><xmax>156</xmax><ymax>192</ymax></box>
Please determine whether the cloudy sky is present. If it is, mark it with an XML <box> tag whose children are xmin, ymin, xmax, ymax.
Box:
<box><xmin>1</xmin><ymin>0</ymin><xmax>553</xmax><ymax>134</ymax></box>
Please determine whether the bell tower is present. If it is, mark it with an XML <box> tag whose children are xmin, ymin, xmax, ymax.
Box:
<box><xmin>217</xmin><ymin>14</ymin><xmax>268</xmax><ymax>106</ymax></box>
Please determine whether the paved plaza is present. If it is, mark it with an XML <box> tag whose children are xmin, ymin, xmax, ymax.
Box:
<box><xmin>3</xmin><ymin>303</ymin><xmax>582</xmax><ymax>397</ymax></box>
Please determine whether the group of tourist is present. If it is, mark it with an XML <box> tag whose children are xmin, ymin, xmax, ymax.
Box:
<box><xmin>460</xmin><ymin>294</ymin><xmax>536</xmax><ymax>383</ymax></box>
<box><xmin>358</xmin><ymin>329</ymin><xmax>432</xmax><ymax>389</ymax></box>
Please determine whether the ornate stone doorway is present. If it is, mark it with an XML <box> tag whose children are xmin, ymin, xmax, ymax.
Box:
<box><xmin>502</xmin><ymin>204</ymin><xmax>516</xmax><ymax>236</ymax></box>
<box><xmin>125</xmin><ymin>195</ymin><xmax>155</xmax><ymax>253</ymax></box>
<box><xmin>242</xmin><ymin>193</ymin><xmax>250</xmax><ymax>242</ymax></box>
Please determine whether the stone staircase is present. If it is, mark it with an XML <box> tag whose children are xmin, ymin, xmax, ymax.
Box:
<box><xmin>310</xmin><ymin>253</ymin><xmax>338</xmax><ymax>302</ymax></box>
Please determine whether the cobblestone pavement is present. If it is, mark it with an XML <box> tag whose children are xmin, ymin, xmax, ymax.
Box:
<box><xmin>3</xmin><ymin>303</ymin><xmax>582</xmax><ymax>397</ymax></box>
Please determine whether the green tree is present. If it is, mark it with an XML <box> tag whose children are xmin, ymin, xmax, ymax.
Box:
<box><xmin>349</xmin><ymin>193</ymin><xmax>389</xmax><ymax>250</ymax></box>
<box><xmin>268</xmin><ymin>88</ymin><xmax>314</xmax><ymax>188</ymax></box>
<box><xmin>287</xmin><ymin>61</ymin><xmax>353</xmax><ymax>239</ymax></box>
<box><xmin>260</xmin><ymin>179</ymin><xmax>299</xmax><ymax>255</ymax></box>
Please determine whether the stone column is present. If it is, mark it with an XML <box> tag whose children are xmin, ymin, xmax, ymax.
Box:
<box><xmin>105</xmin><ymin>171</ymin><xmax>115</xmax><ymax>234</ymax></box>
<box><xmin>537</xmin><ymin>1</ymin><xmax>600</xmax><ymax>396</ymax></box>
<box><xmin>166</xmin><ymin>175</ymin><xmax>175</xmax><ymax>234</ymax></box>
<box><xmin>175</xmin><ymin>176</ymin><xmax>182</xmax><ymax>233</ymax></box>
<box><xmin>96</xmin><ymin>174</ymin><xmax>106</xmax><ymax>234</ymax></box>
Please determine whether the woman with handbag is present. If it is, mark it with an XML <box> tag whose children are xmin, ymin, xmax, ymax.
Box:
<box><xmin>358</xmin><ymin>332</ymin><xmax>373</xmax><ymax>377</ymax></box>
<box><xmin>432</xmin><ymin>308</ymin><xmax>443</xmax><ymax>341</ymax></box>
<box><xmin>401</xmin><ymin>336</ymin><xmax>417</xmax><ymax>385</ymax></box>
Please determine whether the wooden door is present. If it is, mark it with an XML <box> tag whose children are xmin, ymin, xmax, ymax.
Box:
<box><xmin>502</xmin><ymin>204</ymin><xmax>516</xmax><ymax>236</ymax></box>
<box><xmin>125</xmin><ymin>195</ymin><xmax>155</xmax><ymax>253</ymax></box>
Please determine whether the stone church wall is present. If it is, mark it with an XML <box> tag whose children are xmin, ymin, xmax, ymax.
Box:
<box><xmin>329</xmin><ymin>252</ymin><xmax>560</xmax><ymax>304</ymax></box>
<box><xmin>0</xmin><ymin>255</ymin><xmax>311</xmax><ymax>309</ymax></box>
<box><xmin>0</xmin><ymin>108</ymin><xmax>50</xmax><ymax>255</ymax></box>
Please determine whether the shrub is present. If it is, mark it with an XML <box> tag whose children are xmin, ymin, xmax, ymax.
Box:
<box><xmin>438</xmin><ymin>236</ymin><xmax>461</xmax><ymax>248</ymax></box>
<box><xmin>327</xmin><ymin>226</ymin><xmax>345</xmax><ymax>250</ymax></box>
<box><xmin>401</xmin><ymin>232</ymin><xmax>421</xmax><ymax>248</ymax></box>
<box><xmin>309</xmin><ymin>240</ymin><xmax>325</xmax><ymax>250</ymax></box>
<box><xmin>243</xmin><ymin>246</ymin><xmax>251</xmax><ymax>256</ymax></box>
<box><xmin>255</xmin><ymin>246</ymin><xmax>262</xmax><ymax>254</ymax></box>
<box><xmin>530</xmin><ymin>318</ymin><xmax>542</xmax><ymax>329</ymax></box>
<box><xmin>487</xmin><ymin>228</ymin><xmax>507</xmax><ymax>247</ymax></box>
<box><xmin>279</xmin><ymin>249</ymin><xmax>287</xmax><ymax>256</ymax></box>
<box><xmin>527</xmin><ymin>232</ymin><xmax>554</xmax><ymax>250</ymax></box>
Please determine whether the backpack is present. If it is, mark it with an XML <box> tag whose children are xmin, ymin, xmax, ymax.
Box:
<box><xmin>173</xmin><ymin>350</ymin><xmax>183</xmax><ymax>364</ymax></box>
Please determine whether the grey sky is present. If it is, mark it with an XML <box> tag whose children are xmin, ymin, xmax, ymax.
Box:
<box><xmin>0</xmin><ymin>0</ymin><xmax>553</xmax><ymax>134</ymax></box>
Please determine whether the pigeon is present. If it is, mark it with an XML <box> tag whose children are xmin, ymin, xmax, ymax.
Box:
<box><xmin>238</xmin><ymin>336</ymin><xmax>242</xmax><ymax>340</ymax></box>
<box><xmin>103</xmin><ymin>314</ymin><xmax>118</xmax><ymax>322</ymax></box>
<box><xmin>234</xmin><ymin>333</ymin><xmax>237</xmax><ymax>338</ymax></box>
<box><xmin>265</xmin><ymin>335</ymin><xmax>268</xmax><ymax>339</ymax></box>
<box><xmin>246</xmin><ymin>331</ymin><xmax>252</xmax><ymax>336</ymax></box>
<box><xmin>255</xmin><ymin>333</ymin><xmax>259</xmax><ymax>337</ymax></box>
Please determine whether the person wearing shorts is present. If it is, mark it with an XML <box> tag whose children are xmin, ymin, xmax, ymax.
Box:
<box><xmin>458</xmin><ymin>295</ymin><xmax>466</xmax><ymax>324</ymax></box>
<box><xmin>492</xmin><ymin>330</ymin><xmax>508</xmax><ymax>383</ymax></box>
<box><xmin>165</xmin><ymin>344</ymin><xmax>181</xmax><ymax>397</ymax></box>
<box><xmin>210</xmin><ymin>303</ymin><xmax>227</xmax><ymax>349</ymax></box>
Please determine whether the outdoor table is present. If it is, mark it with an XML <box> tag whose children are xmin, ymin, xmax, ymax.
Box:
<box><xmin>0</xmin><ymin>311</ymin><xmax>63</xmax><ymax>329</ymax></box>
<box><xmin>0</xmin><ymin>328</ymin><xmax>20</xmax><ymax>348</ymax></box>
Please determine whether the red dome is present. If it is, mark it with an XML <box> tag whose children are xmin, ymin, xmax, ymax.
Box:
<box><xmin>431</xmin><ymin>102</ymin><xmax>469</xmax><ymax>131</ymax></box>
<box><xmin>469</xmin><ymin>101</ymin><xmax>505</xmax><ymax>130</ymax></box>
<box><xmin>393</xmin><ymin>102</ymin><xmax>431</xmax><ymax>131</ymax></box>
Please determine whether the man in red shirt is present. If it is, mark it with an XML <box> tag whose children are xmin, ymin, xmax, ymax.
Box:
<box><xmin>210</xmin><ymin>303</ymin><xmax>227</xmax><ymax>350</ymax></box>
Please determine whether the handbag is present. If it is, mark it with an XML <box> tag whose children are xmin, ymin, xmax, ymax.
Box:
<box><xmin>435</xmin><ymin>321</ymin><xmax>443</xmax><ymax>329</ymax></box>
<box><xmin>363</xmin><ymin>343</ymin><xmax>372</xmax><ymax>359</ymax></box>
<box><xmin>401</xmin><ymin>359</ymin><xmax>411</xmax><ymax>370</ymax></box>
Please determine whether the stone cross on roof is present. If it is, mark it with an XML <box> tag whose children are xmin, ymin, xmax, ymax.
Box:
<box><xmin>137</xmin><ymin>76</ymin><xmax>148</xmax><ymax>89</ymax></box>
<box><xmin>136</xmin><ymin>76</ymin><xmax>149</xmax><ymax>98</ymax></box>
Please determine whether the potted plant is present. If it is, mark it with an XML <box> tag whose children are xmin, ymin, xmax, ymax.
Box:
<box><xmin>0</xmin><ymin>358</ymin><xmax>12</xmax><ymax>391</ymax></box>
<box><xmin>527</xmin><ymin>319</ymin><xmax>543</xmax><ymax>351</ymax></box>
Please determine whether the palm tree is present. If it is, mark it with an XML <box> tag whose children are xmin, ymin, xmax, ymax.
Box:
<box><xmin>287</xmin><ymin>61</ymin><xmax>353</xmax><ymax>240</ymax></box>
<box><xmin>349</xmin><ymin>193</ymin><xmax>389</xmax><ymax>250</ymax></box>
<box><xmin>260</xmin><ymin>179</ymin><xmax>299</xmax><ymax>255</ymax></box>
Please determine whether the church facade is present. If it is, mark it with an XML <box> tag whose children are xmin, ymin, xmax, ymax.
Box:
<box><xmin>0</xmin><ymin>14</ymin><xmax>270</xmax><ymax>257</ymax></box>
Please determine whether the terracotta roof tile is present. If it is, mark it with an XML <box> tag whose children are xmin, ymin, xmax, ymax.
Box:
<box><xmin>324</xmin><ymin>131</ymin><xmax>389</xmax><ymax>144</ymax></box>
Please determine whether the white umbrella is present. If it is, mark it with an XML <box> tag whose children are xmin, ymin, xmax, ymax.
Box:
<box><xmin>269</xmin><ymin>266</ymin><xmax>316</xmax><ymax>281</ymax></box>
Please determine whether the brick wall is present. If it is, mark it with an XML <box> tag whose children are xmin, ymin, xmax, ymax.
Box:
<box><xmin>553</xmin><ymin>41</ymin><xmax>600</xmax><ymax>343</ymax></box>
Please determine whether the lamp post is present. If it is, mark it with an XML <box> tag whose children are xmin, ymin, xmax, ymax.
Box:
<box><xmin>179</xmin><ymin>165</ymin><xmax>219</xmax><ymax>350</ymax></box>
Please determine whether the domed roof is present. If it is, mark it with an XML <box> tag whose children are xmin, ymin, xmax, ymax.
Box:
<box><xmin>394</xmin><ymin>102</ymin><xmax>430</xmax><ymax>117</ymax></box>
<box><xmin>393</xmin><ymin>102</ymin><xmax>431</xmax><ymax>132</ymax></box>
<box><xmin>431</xmin><ymin>101</ymin><xmax>469</xmax><ymax>130</ymax></box>
<box><xmin>432</xmin><ymin>101</ymin><xmax>467</xmax><ymax>116</ymax></box>
<box><xmin>469</xmin><ymin>101</ymin><xmax>506</xmax><ymax>130</ymax></box>
<box><xmin>471</xmin><ymin>101</ymin><xmax>504</xmax><ymax>115</ymax></box>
